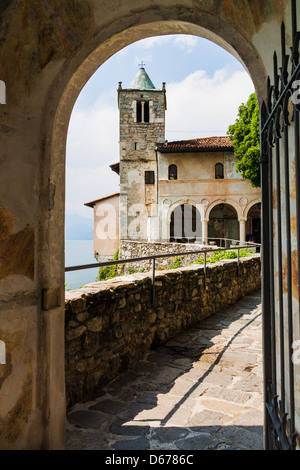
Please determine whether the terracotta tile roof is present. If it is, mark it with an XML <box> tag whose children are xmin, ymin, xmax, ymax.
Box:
<box><xmin>156</xmin><ymin>136</ymin><xmax>233</xmax><ymax>153</ymax></box>
<box><xmin>84</xmin><ymin>192</ymin><xmax>120</xmax><ymax>208</ymax></box>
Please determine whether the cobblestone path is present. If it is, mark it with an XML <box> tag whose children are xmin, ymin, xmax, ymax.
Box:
<box><xmin>66</xmin><ymin>290</ymin><xmax>263</xmax><ymax>451</ymax></box>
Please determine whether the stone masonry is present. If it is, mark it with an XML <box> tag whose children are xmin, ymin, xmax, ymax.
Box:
<box><xmin>65</xmin><ymin>255</ymin><xmax>261</xmax><ymax>407</ymax></box>
<box><xmin>118</xmin><ymin>76</ymin><xmax>166</xmax><ymax>241</ymax></box>
<box><xmin>66</xmin><ymin>291</ymin><xmax>263</xmax><ymax>451</ymax></box>
<box><xmin>119</xmin><ymin>239</ymin><xmax>214</xmax><ymax>273</ymax></box>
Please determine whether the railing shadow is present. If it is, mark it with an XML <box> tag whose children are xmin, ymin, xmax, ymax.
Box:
<box><xmin>66</xmin><ymin>292</ymin><xmax>263</xmax><ymax>450</ymax></box>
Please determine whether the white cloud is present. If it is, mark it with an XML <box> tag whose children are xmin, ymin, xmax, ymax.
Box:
<box><xmin>131</xmin><ymin>34</ymin><xmax>198</xmax><ymax>54</ymax></box>
<box><xmin>173</xmin><ymin>35</ymin><xmax>198</xmax><ymax>53</ymax></box>
<box><xmin>66</xmin><ymin>93</ymin><xmax>119</xmax><ymax>169</ymax></box>
<box><xmin>66</xmin><ymin>164</ymin><xmax>119</xmax><ymax>218</ymax></box>
<box><xmin>165</xmin><ymin>67</ymin><xmax>254</xmax><ymax>139</ymax></box>
<box><xmin>66</xmin><ymin>95</ymin><xmax>120</xmax><ymax>218</ymax></box>
<box><xmin>132</xmin><ymin>36</ymin><xmax>172</xmax><ymax>49</ymax></box>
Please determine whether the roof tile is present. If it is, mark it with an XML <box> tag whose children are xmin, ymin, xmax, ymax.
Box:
<box><xmin>84</xmin><ymin>192</ymin><xmax>120</xmax><ymax>208</ymax></box>
<box><xmin>156</xmin><ymin>136</ymin><xmax>233</xmax><ymax>152</ymax></box>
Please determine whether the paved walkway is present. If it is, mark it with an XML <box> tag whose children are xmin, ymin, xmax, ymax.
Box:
<box><xmin>66</xmin><ymin>290</ymin><xmax>264</xmax><ymax>451</ymax></box>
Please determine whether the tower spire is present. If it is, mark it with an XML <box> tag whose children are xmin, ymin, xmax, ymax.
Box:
<box><xmin>128</xmin><ymin>66</ymin><xmax>156</xmax><ymax>90</ymax></box>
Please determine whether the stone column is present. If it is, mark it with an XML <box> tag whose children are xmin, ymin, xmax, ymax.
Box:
<box><xmin>141</xmin><ymin>101</ymin><xmax>145</xmax><ymax>123</ymax></box>
<box><xmin>239</xmin><ymin>218</ymin><xmax>246</xmax><ymax>243</ymax></box>
<box><xmin>202</xmin><ymin>219</ymin><xmax>209</xmax><ymax>244</ymax></box>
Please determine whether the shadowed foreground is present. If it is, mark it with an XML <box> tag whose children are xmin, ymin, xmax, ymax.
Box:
<box><xmin>66</xmin><ymin>291</ymin><xmax>263</xmax><ymax>451</ymax></box>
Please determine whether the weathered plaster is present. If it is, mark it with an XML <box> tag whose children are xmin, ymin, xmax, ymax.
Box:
<box><xmin>0</xmin><ymin>206</ymin><xmax>34</xmax><ymax>281</ymax></box>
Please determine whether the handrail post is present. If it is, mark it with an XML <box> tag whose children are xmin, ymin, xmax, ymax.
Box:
<box><xmin>152</xmin><ymin>257</ymin><xmax>155</xmax><ymax>305</ymax></box>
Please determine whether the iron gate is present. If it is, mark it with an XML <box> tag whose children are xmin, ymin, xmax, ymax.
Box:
<box><xmin>260</xmin><ymin>0</ymin><xmax>300</xmax><ymax>450</ymax></box>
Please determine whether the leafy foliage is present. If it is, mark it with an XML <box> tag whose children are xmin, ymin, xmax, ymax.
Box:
<box><xmin>96</xmin><ymin>248</ymin><xmax>119</xmax><ymax>281</ymax></box>
<box><xmin>167</xmin><ymin>256</ymin><xmax>184</xmax><ymax>269</ymax></box>
<box><xmin>194</xmin><ymin>249</ymin><xmax>253</xmax><ymax>265</ymax></box>
<box><xmin>227</xmin><ymin>93</ymin><xmax>260</xmax><ymax>187</ymax></box>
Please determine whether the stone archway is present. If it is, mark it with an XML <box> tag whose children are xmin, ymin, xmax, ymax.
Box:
<box><xmin>1</xmin><ymin>0</ymin><xmax>292</xmax><ymax>451</ymax></box>
<box><xmin>170</xmin><ymin>203</ymin><xmax>202</xmax><ymax>243</ymax></box>
<box><xmin>46</xmin><ymin>15</ymin><xmax>268</xmax><ymax>443</ymax></box>
<box><xmin>208</xmin><ymin>203</ymin><xmax>239</xmax><ymax>246</ymax></box>
<box><xmin>246</xmin><ymin>203</ymin><xmax>261</xmax><ymax>244</ymax></box>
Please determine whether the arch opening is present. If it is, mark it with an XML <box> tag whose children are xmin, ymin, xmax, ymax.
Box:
<box><xmin>246</xmin><ymin>203</ymin><xmax>261</xmax><ymax>244</ymax></box>
<box><xmin>63</xmin><ymin>23</ymin><xmax>260</xmax><ymax>287</ymax></box>
<box><xmin>215</xmin><ymin>163</ymin><xmax>224</xmax><ymax>179</ymax></box>
<box><xmin>49</xmin><ymin>11</ymin><xmax>267</xmax><ymax>446</ymax></box>
<box><xmin>28</xmin><ymin>0</ymin><xmax>269</xmax><ymax>300</ymax></box>
<box><xmin>168</xmin><ymin>164</ymin><xmax>178</xmax><ymax>180</ymax></box>
<box><xmin>170</xmin><ymin>204</ymin><xmax>202</xmax><ymax>243</ymax></box>
<box><xmin>208</xmin><ymin>203</ymin><xmax>239</xmax><ymax>246</ymax></box>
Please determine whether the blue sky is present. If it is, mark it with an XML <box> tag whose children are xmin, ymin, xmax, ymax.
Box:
<box><xmin>66</xmin><ymin>34</ymin><xmax>254</xmax><ymax>222</ymax></box>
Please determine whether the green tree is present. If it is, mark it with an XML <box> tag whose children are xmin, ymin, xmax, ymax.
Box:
<box><xmin>227</xmin><ymin>93</ymin><xmax>260</xmax><ymax>187</ymax></box>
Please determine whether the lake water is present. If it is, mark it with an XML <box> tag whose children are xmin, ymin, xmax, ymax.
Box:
<box><xmin>65</xmin><ymin>240</ymin><xmax>99</xmax><ymax>290</ymax></box>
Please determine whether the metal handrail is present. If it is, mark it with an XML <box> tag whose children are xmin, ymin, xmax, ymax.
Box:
<box><xmin>65</xmin><ymin>239</ymin><xmax>261</xmax><ymax>304</ymax></box>
<box><xmin>65</xmin><ymin>244</ymin><xmax>259</xmax><ymax>271</ymax></box>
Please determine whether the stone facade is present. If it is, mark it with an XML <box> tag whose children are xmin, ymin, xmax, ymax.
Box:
<box><xmin>118</xmin><ymin>77</ymin><xmax>166</xmax><ymax>242</ymax></box>
<box><xmin>65</xmin><ymin>254</ymin><xmax>261</xmax><ymax>406</ymax></box>
<box><xmin>156</xmin><ymin>146</ymin><xmax>261</xmax><ymax>243</ymax></box>
<box><xmin>87</xmin><ymin>73</ymin><xmax>261</xmax><ymax>259</ymax></box>
<box><xmin>119</xmin><ymin>239</ymin><xmax>214</xmax><ymax>273</ymax></box>
<box><xmin>117</xmin><ymin>70</ymin><xmax>261</xmax><ymax>247</ymax></box>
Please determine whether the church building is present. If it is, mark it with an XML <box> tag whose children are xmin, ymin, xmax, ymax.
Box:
<box><xmin>85</xmin><ymin>66</ymin><xmax>261</xmax><ymax>260</ymax></box>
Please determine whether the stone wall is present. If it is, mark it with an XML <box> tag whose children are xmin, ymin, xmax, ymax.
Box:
<box><xmin>119</xmin><ymin>240</ymin><xmax>213</xmax><ymax>273</ymax></box>
<box><xmin>65</xmin><ymin>254</ymin><xmax>261</xmax><ymax>406</ymax></box>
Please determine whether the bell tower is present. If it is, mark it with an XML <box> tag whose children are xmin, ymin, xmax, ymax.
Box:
<box><xmin>118</xmin><ymin>65</ymin><xmax>167</xmax><ymax>241</ymax></box>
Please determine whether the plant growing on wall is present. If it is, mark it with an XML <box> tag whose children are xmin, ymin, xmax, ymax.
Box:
<box><xmin>96</xmin><ymin>248</ymin><xmax>119</xmax><ymax>281</ymax></box>
<box><xmin>227</xmin><ymin>93</ymin><xmax>260</xmax><ymax>188</ymax></box>
<box><xmin>194</xmin><ymin>249</ymin><xmax>252</xmax><ymax>265</ymax></box>
<box><xmin>167</xmin><ymin>256</ymin><xmax>184</xmax><ymax>269</ymax></box>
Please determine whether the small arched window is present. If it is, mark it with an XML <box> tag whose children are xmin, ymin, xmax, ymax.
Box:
<box><xmin>136</xmin><ymin>101</ymin><xmax>150</xmax><ymax>123</ymax></box>
<box><xmin>144</xmin><ymin>101</ymin><xmax>149</xmax><ymax>122</ymax></box>
<box><xmin>168</xmin><ymin>164</ymin><xmax>178</xmax><ymax>180</ymax></box>
<box><xmin>215</xmin><ymin>163</ymin><xmax>224</xmax><ymax>179</ymax></box>
<box><xmin>136</xmin><ymin>101</ymin><xmax>142</xmax><ymax>122</ymax></box>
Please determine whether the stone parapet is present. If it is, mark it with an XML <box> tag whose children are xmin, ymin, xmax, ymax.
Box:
<box><xmin>119</xmin><ymin>240</ymin><xmax>211</xmax><ymax>273</ymax></box>
<box><xmin>65</xmin><ymin>255</ymin><xmax>261</xmax><ymax>406</ymax></box>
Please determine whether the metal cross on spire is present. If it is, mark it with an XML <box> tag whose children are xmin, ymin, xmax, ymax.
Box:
<box><xmin>139</xmin><ymin>61</ymin><xmax>146</xmax><ymax>68</ymax></box>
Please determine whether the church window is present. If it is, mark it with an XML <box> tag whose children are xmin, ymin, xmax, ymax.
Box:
<box><xmin>136</xmin><ymin>101</ymin><xmax>150</xmax><ymax>123</ymax></box>
<box><xmin>168</xmin><ymin>164</ymin><xmax>178</xmax><ymax>180</ymax></box>
<box><xmin>136</xmin><ymin>101</ymin><xmax>142</xmax><ymax>122</ymax></box>
<box><xmin>144</xmin><ymin>101</ymin><xmax>150</xmax><ymax>122</ymax></box>
<box><xmin>215</xmin><ymin>163</ymin><xmax>224</xmax><ymax>179</ymax></box>
<box><xmin>145</xmin><ymin>171</ymin><xmax>155</xmax><ymax>185</ymax></box>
